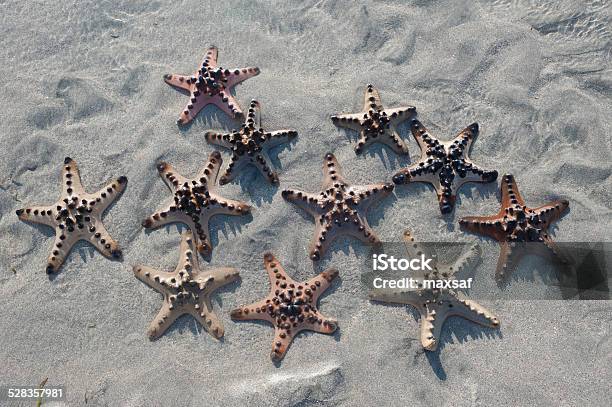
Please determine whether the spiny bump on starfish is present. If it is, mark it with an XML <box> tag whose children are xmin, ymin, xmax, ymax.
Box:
<box><xmin>205</xmin><ymin>99</ymin><xmax>298</xmax><ymax>185</ymax></box>
<box><xmin>282</xmin><ymin>152</ymin><xmax>393</xmax><ymax>261</ymax></box>
<box><xmin>459</xmin><ymin>173</ymin><xmax>570</xmax><ymax>281</ymax></box>
<box><xmin>369</xmin><ymin>230</ymin><xmax>500</xmax><ymax>351</ymax></box>
<box><xmin>141</xmin><ymin>151</ymin><xmax>251</xmax><ymax>256</ymax></box>
<box><xmin>230</xmin><ymin>252</ymin><xmax>338</xmax><ymax>362</ymax></box>
<box><xmin>331</xmin><ymin>84</ymin><xmax>416</xmax><ymax>155</ymax></box>
<box><xmin>163</xmin><ymin>46</ymin><xmax>261</xmax><ymax>125</ymax></box>
<box><xmin>392</xmin><ymin>119</ymin><xmax>498</xmax><ymax>214</ymax></box>
<box><xmin>16</xmin><ymin>157</ymin><xmax>127</xmax><ymax>274</ymax></box>
<box><xmin>133</xmin><ymin>231</ymin><xmax>240</xmax><ymax>340</ymax></box>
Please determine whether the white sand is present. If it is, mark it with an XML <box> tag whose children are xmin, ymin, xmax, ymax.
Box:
<box><xmin>1</xmin><ymin>0</ymin><xmax>611</xmax><ymax>406</ymax></box>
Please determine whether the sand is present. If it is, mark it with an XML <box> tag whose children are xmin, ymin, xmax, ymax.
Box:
<box><xmin>1</xmin><ymin>0</ymin><xmax>611</xmax><ymax>406</ymax></box>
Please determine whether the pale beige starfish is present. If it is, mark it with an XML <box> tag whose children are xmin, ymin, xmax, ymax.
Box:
<box><xmin>369</xmin><ymin>230</ymin><xmax>500</xmax><ymax>351</ymax></box>
<box><xmin>16</xmin><ymin>157</ymin><xmax>127</xmax><ymax>274</ymax></box>
<box><xmin>231</xmin><ymin>252</ymin><xmax>338</xmax><ymax>362</ymax></box>
<box><xmin>331</xmin><ymin>84</ymin><xmax>416</xmax><ymax>155</ymax></box>
<box><xmin>164</xmin><ymin>46</ymin><xmax>260</xmax><ymax>125</ymax></box>
<box><xmin>142</xmin><ymin>151</ymin><xmax>251</xmax><ymax>256</ymax></box>
<box><xmin>134</xmin><ymin>231</ymin><xmax>239</xmax><ymax>340</ymax></box>
<box><xmin>282</xmin><ymin>153</ymin><xmax>394</xmax><ymax>261</ymax></box>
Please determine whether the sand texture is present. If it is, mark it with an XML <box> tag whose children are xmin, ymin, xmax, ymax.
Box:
<box><xmin>1</xmin><ymin>0</ymin><xmax>611</xmax><ymax>406</ymax></box>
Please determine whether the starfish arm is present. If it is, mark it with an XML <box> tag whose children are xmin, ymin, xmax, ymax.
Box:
<box><xmin>264</xmin><ymin>129</ymin><xmax>298</xmax><ymax>149</ymax></box>
<box><xmin>230</xmin><ymin>298</ymin><xmax>275</xmax><ymax>324</ymax></box>
<box><xmin>500</xmin><ymin>174</ymin><xmax>526</xmax><ymax>207</ymax></box>
<box><xmin>263</xmin><ymin>252</ymin><xmax>296</xmax><ymax>286</ymax></box>
<box><xmin>331</xmin><ymin>112</ymin><xmax>365</xmax><ymax>132</ymax></box>
<box><xmin>211</xmin><ymin>92</ymin><xmax>243</xmax><ymax>118</ymax></box>
<box><xmin>142</xmin><ymin>204</ymin><xmax>190</xmax><ymax>229</ymax></box>
<box><xmin>384</xmin><ymin>106</ymin><xmax>416</xmax><ymax>127</ymax></box>
<box><xmin>244</xmin><ymin>99</ymin><xmax>261</xmax><ymax>128</ymax></box>
<box><xmin>308</xmin><ymin>217</ymin><xmax>379</xmax><ymax>261</ymax></box>
<box><xmin>321</xmin><ymin>153</ymin><xmax>346</xmax><ymax>188</ymax></box>
<box><xmin>532</xmin><ymin>199</ymin><xmax>570</xmax><ymax>228</ymax></box>
<box><xmin>201</xmin><ymin>46</ymin><xmax>218</xmax><ymax>68</ymax></box>
<box><xmin>15</xmin><ymin>205</ymin><xmax>57</xmax><ymax>228</ymax></box>
<box><xmin>270</xmin><ymin>326</ymin><xmax>295</xmax><ymax>362</ymax></box>
<box><xmin>409</xmin><ymin>119</ymin><xmax>435</xmax><ymax>151</ymax></box>
<box><xmin>457</xmin><ymin>160</ymin><xmax>498</xmax><ymax>184</ymax></box>
<box><xmin>177</xmin><ymin>92</ymin><xmax>211</xmax><ymax>125</ymax></box>
<box><xmin>541</xmin><ymin>234</ymin><xmax>571</xmax><ymax>264</ymax></box>
<box><xmin>251</xmin><ymin>152</ymin><xmax>280</xmax><ymax>184</ymax></box>
<box><xmin>402</xmin><ymin>230</ymin><xmax>437</xmax><ymax>266</ymax></box>
<box><xmin>371</xmin><ymin>126</ymin><xmax>410</xmax><ymax>155</ymax></box>
<box><xmin>156</xmin><ymin>162</ymin><xmax>188</xmax><ymax>192</ymax></box>
<box><xmin>392</xmin><ymin>159</ymin><xmax>441</xmax><ymax>186</ymax></box>
<box><xmin>205</xmin><ymin>266</ymin><xmax>240</xmax><ymax>291</ymax></box>
<box><xmin>133</xmin><ymin>265</ymin><xmax>171</xmax><ymax>295</ymax></box>
<box><xmin>162</xmin><ymin>74</ymin><xmax>193</xmax><ymax>92</ymax></box>
<box><xmin>451</xmin><ymin>297</ymin><xmax>500</xmax><ymax>329</ymax></box>
<box><xmin>87</xmin><ymin>222</ymin><xmax>122</xmax><ymax>259</ymax></box>
<box><xmin>302</xmin><ymin>311</ymin><xmax>338</xmax><ymax>334</ymax></box>
<box><xmin>210</xmin><ymin>196</ymin><xmax>252</xmax><ymax>216</ymax></box>
<box><xmin>281</xmin><ymin>189</ymin><xmax>322</xmax><ymax>217</ymax></box>
<box><xmin>420</xmin><ymin>306</ymin><xmax>445</xmax><ymax>351</ymax></box>
<box><xmin>452</xmin><ymin>122</ymin><xmax>479</xmax><ymax>153</ymax></box>
<box><xmin>446</xmin><ymin>242</ymin><xmax>481</xmax><ymax>275</ymax></box>
<box><xmin>45</xmin><ymin>232</ymin><xmax>76</xmax><ymax>274</ymax></box>
<box><xmin>197</xmin><ymin>151</ymin><xmax>223</xmax><ymax>183</ymax></box>
<box><xmin>368</xmin><ymin>288</ymin><xmax>423</xmax><ymax>307</ymax></box>
<box><xmin>225</xmin><ymin>66</ymin><xmax>261</xmax><ymax>88</ymax></box>
<box><xmin>304</xmin><ymin>268</ymin><xmax>339</xmax><ymax>302</ymax></box>
<box><xmin>204</xmin><ymin>131</ymin><xmax>234</xmax><ymax>149</ymax></box>
<box><xmin>459</xmin><ymin>215</ymin><xmax>504</xmax><ymax>240</ymax></box>
<box><xmin>90</xmin><ymin>175</ymin><xmax>128</xmax><ymax>213</ymax></box>
<box><xmin>175</xmin><ymin>231</ymin><xmax>197</xmax><ymax>271</ymax></box>
<box><xmin>147</xmin><ymin>301</ymin><xmax>182</xmax><ymax>340</ymax></box>
<box><xmin>349</xmin><ymin>182</ymin><xmax>395</xmax><ymax>211</ymax></box>
<box><xmin>60</xmin><ymin>157</ymin><xmax>86</xmax><ymax>196</ymax></box>
<box><xmin>191</xmin><ymin>300</ymin><xmax>225</xmax><ymax>339</ymax></box>
<box><xmin>363</xmin><ymin>84</ymin><xmax>383</xmax><ymax>110</ymax></box>
<box><xmin>218</xmin><ymin>153</ymin><xmax>249</xmax><ymax>185</ymax></box>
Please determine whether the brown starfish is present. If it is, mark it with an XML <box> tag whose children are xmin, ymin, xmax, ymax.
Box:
<box><xmin>282</xmin><ymin>153</ymin><xmax>394</xmax><ymax>261</ymax></box>
<box><xmin>331</xmin><ymin>84</ymin><xmax>416</xmax><ymax>155</ymax></box>
<box><xmin>392</xmin><ymin>120</ymin><xmax>498</xmax><ymax>214</ymax></box>
<box><xmin>205</xmin><ymin>100</ymin><xmax>297</xmax><ymax>185</ymax></box>
<box><xmin>142</xmin><ymin>151</ymin><xmax>251</xmax><ymax>255</ymax></box>
<box><xmin>16</xmin><ymin>157</ymin><xmax>127</xmax><ymax>274</ymax></box>
<box><xmin>134</xmin><ymin>231</ymin><xmax>239</xmax><ymax>340</ymax></box>
<box><xmin>459</xmin><ymin>174</ymin><xmax>570</xmax><ymax>280</ymax></box>
<box><xmin>231</xmin><ymin>252</ymin><xmax>338</xmax><ymax>362</ymax></box>
<box><xmin>164</xmin><ymin>46</ymin><xmax>260</xmax><ymax>125</ymax></box>
<box><xmin>369</xmin><ymin>230</ymin><xmax>500</xmax><ymax>351</ymax></box>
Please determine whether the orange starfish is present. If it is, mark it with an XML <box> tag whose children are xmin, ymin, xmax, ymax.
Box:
<box><xmin>459</xmin><ymin>174</ymin><xmax>570</xmax><ymax>280</ymax></box>
<box><xmin>164</xmin><ymin>46</ymin><xmax>260</xmax><ymax>125</ymax></box>
<box><xmin>231</xmin><ymin>253</ymin><xmax>338</xmax><ymax>362</ymax></box>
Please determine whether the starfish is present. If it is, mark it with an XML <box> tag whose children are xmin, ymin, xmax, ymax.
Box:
<box><xmin>369</xmin><ymin>230</ymin><xmax>500</xmax><ymax>351</ymax></box>
<box><xmin>142</xmin><ymin>151</ymin><xmax>251</xmax><ymax>255</ymax></box>
<box><xmin>231</xmin><ymin>252</ymin><xmax>338</xmax><ymax>362</ymax></box>
<box><xmin>392</xmin><ymin>119</ymin><xmax>498</xmax><ymax>214</ymax></box>
<box><xmin>163</xmin><ymin>46</ymin><xmax>260</xmax><ymax>125</ymax></box>
<box><xmin>133</xmin><ymin>231</ymin><xmax>239</xmax><ymax>340</ymax></box>
<box><xmin>205</xmin><ymin>100</ymin><xmax>297</xmax><ymax>185</ymax></box>
<box><xmin>459</xmin><ymin>174</ymin><xmax>570</xmax><ymax>281</ymax></box>
<box><xmin>16</xmin><ymin>157</ymin><xmax>127</xmax><ymax>274</ymax></box>
<box><xmin>331</xmin><ymin>84</ymin><xmax>416</xmax><ymax>155</ymax></box>
<box><xmin>282</xmin><ymin>153</ymin><xmax>394</xmax><ymax>261</ymax></box>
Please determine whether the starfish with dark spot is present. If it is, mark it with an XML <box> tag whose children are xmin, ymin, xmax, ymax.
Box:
<box><xmin>142</xmin><ymin>151</ymin><xmax>251</xmax><ymax>255</ymax></box>
<box><xmin>369</xmin><ymin>230</ymin><xmax>500</xmax><ymax>351</ymax></box>
<box><xmin>331</xmin><ymin>84</ymin><xmax>416</xmax><ymax>155</ymax></box>
<box><xmin>134</xmin><ymin>231</ymin><xmax>239</xmax><ymax>340</ymax></box>
<box><xmin>392</xmin><ymin>119</ymin><xmax>498</xmax><ymax>214</ymax></box>
<box><xmin>164</xmin><ymin>46</ymin><xmax>260</xmax><ymax>125</ymax></box>
<box><xmin>231</xmin><ymin>252</ymin><xmax>338</xmax><ymax>362</ymax></box>
<box><xmin>205</xmin><ymin>100</ymin><xmax>297</xmax><ymax>185</ymax></box>
<box><xmin>16</xmin><ymin>157</ymin><xmax>127</xmax><ymax>274</ymax></box>
<box><xmin>459</xmin><ymin>174</ymin><xmax>570</xmax><ymax>280</ymax></box>
<box><xmin>282</xmin><ymin>153</ymin><xmax>394</xmax><ymax>261</ymax></box>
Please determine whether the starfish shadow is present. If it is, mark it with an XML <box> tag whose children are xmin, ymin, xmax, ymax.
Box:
<box><xmin>208</xmin><ymin>211</ymin><xmax>253</xmax><ymax>261</ymax></box>
<box><xmin>177</xmin><ymin>102</ymin><xmax>243</xmax><ymax>133</ymax></box>
<box><xmin>230</xmin><ymin>170</ymin><xmax>278</xmax><ymax>205</ymax></box>
<box><xmin>335</xmin><ymin>128</ymin><xmax>412</xmax><ymax>171</ymax></box>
